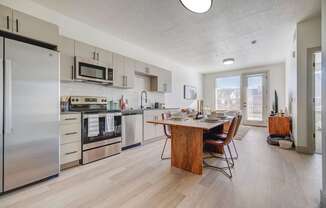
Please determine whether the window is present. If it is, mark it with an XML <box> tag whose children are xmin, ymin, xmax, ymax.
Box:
<box><xmin>215</xmin><ymin>76</ymin><xmax>241</xmax><ymax>110</ymax></box>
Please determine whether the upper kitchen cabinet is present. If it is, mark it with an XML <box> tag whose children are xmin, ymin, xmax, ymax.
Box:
<box><xmin>113</xmin><ymin>53</ymin><xmax>125</xmax><ymax>88</ymax></box>
<box><xmin>96</xmin><ymin>48</ymin><xmax>113</xmax><ymax>68</ymax></box>
<box><xmin>135</xmin><ymin>61</ymin><xmax>158</xmax><ymax>76</ymax></box>
<box><xmin>75</xmin><ymin>41</ymin><xmax>97</xmax><ymax>63</ymax></box>
<box><xmin>124</xmin><ymin>57</ymin><xmax>136</xmax><ymax>89</ymax></box>
<box><xmin>0</xmin><ymin>5</ymin><xmax>12</xmax><ymax>32</ymax></box>
<box><xmin>157</xmin><ymin>68</ymin><xmax>172</xmax><ymax>93</ymax></box>
<box><xmin>113</xmin><ymin>54</ymin><xmax>136</xmax><ymax>89</ymax></box>
<box><xmin>58</xmin><ymin>36</ymin><xmax>75</xmax><ymax>81</ymax></box>
<box><xmin>12</xmin><ymin>10</ymin><xmax>59</xmax><ymax>46</ymax></box>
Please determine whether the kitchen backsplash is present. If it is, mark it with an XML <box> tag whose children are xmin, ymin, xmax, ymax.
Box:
<box><xmin>61</xmin><ymin>82</ymin><xmax>165</xmax><ymax>109</ymax></box>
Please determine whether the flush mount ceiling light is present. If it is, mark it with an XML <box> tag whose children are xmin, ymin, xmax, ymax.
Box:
<box><xmin>223</xmin><ymin>58</ymin><xmax>235</xmax><ymax>65</ymax></box>
<box><xmin>179</xmin><ymin>0</ymin><xmax>212</xmax><ymax>14</ymax></box>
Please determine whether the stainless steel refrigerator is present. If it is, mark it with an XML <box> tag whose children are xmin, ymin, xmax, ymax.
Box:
<box><xmin>0</xmin><ymin>37</ymin><xmax>60</xmax><ymax>193</ymax></box>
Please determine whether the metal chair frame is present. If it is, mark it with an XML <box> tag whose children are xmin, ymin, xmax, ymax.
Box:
<box><xmin>203</xmin><ymin>144</ymin><xmax>234</xmax><ymax>178</ymax></box>
<box><xmin>203</xmin><ymin>117</ymin><xmax>238</xmax><ymax>179</ymax></box>
<box><xmin>161</xmin><ymin>113</ymin><xmax>171</xmax><ymax>160</ymax></box>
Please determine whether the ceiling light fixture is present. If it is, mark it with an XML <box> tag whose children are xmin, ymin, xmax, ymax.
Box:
<box><xmin>223</xmin><ymin>58</ymin><xmax>235</xmax><ymax>65</ymax></box>
<box><xmin>179</xmin><ymin>0</ymin><xmax>212</xmax><ymax>14</ymax></box>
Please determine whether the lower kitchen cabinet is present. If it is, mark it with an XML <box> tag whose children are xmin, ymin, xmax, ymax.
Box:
<box><xmin>143</xmin><ymin>109</ymin><xmax>177</xmax><ymax>143</ymax></box>
<box><xmin>60</xmin><ymin>113</ymin><xmax>81</xmax><ymax>170</ymax></box>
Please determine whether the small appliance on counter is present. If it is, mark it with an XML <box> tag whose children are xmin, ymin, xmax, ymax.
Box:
<box><xmin>69</xmin><ymin>96</ymin><xmax>122</xmax><ymax>164</ymax></box>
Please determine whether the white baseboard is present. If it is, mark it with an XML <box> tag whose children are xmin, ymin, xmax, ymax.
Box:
<box><xmin>320</xmin><ymin>190</ymin><xmax>326</xmax><ymax>208</ymax></box>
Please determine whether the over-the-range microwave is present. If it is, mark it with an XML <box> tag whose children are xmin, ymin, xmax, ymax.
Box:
<box><xmin>74</xmin><ymin>56</ymin><xmax>113</xmax><ymax>84</ymax></box>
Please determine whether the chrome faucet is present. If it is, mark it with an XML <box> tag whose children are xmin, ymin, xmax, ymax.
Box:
<box><xmin>140</xmin><ymin>90</ymin><xmax>148</xmax><ymax>109</ymax></box>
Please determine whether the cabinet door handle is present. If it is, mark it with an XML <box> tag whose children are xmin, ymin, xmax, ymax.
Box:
<box><xmin>64</xmin><ymin>132</ymin><xmax>78</xmax><ymax>136</ymax></box>
<box><xmin>15</xmin><ymin>19</ymin><xmax>19</xmax><ymax>33</ymax></box>
<box><xmin>125</xmin><ymin>76</ymin><xmax>128</xmax><ymax>87</ymax></box>
<box><xmin>6</xmin><ymin>16</ymin><xmax>9</xmax><ymax>30</ymax></box>
<box><xmin>124</xmin><ymin>76</ymin><xmax>127</xmax><ymax>87</ymax></box>
<box><xmin>65</xmin><ymin>151</ymin><xmax>78</xmax><ymax>155</ymax></box>
<box><xmin>97</xmin><ymin>53</ymin><xmax>100</xmax><ymax>61</ymax></box>
<box><xmin>71</xmin><ymin>65</ymin><xmax>74</xmax><ymax>80</ymax></box>
<box><xmin>93</xmin><ymin>52</ymin><xmax>96</xmax><ymax>60</ymax></box>
<box><xmin>64</xmin><ymin>118</ymin><xmax>77</xmax><ymax>121</ymax></box>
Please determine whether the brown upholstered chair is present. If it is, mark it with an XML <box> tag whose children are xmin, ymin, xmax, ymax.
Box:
<box><xmin>161</xmin><ymin>112</ymin><xmax>172</xmax><ymax>160</ymax></box>
<box><xmin>215</xmin><ymin>114</ymin><xmax>242</xmax><ymax>160</ymax></box>
<box><xmin>204</xmin><ymin>117</ymin><xmax>238</xmax><ymax>178</ymax></box>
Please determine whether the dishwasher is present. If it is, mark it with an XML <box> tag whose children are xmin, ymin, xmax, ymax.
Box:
<box><xmin>121</xmin><ymin>110</ymin><xmax>143</xmax><ymax>150</ymax></box>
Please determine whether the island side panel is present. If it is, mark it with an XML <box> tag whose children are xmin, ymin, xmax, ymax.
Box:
<box><xmin>170</xmin><ymin>126</ymin><xmax>203</xmax><ymax>175</ymax></box>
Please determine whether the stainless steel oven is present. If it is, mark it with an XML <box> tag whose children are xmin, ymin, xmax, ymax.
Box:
<box><xmin>82</xmin><ymin>111</ymin><xmax>121</xmax><ymax>164</ymax></box>
<box><xmin>69</xmin><ymin>96</ymin><xmax>121</xmax><ymax>164</ymax></box>
<box><xmin>74</xmin><ymin>56</ymin><xmax>113</xmax><ymax>84</ymax></box>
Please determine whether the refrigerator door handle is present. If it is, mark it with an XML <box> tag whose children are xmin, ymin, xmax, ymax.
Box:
<box><xmin>4</xmin><ymin>59</ymin><xmax>12</xmax><ymax>135</ymax></box>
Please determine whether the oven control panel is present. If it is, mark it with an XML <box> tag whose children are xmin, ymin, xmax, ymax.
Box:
<box><xmin>70</xmin><ymin>96</ymin><xmax>107</xmax><ymax>105</ymax></box>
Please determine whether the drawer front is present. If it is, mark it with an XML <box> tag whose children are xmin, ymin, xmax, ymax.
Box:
<box><xmin>61</xmin><ymin>142</ymin><xmax>81</xmax><ymax>164</ymax></box>
<box><xmin>83</xmin><ymin>143</ymin><xmax>121</xmax><ymax>164</ymax></box>
<box><xmin>60</xmin><ymin>113</ymin><xmax>81</xmax><ymax>125</ymax></box>
<box><xmin>60</xmin><ymin>124</ymin><xmax>81</xmax><ymax>144</ymax></box>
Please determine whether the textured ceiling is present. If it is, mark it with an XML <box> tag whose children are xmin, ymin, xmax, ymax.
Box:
<box><xmin>32</xmin><ymin>0</ymin><xmax>321</xmax><ymax>73</ymax></box>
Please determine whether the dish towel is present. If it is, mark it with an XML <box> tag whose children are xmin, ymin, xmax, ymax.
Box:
<box><xmin>105</xmin><ymin>114</ymin><xmax>115</xmax><ymax>133</ymax></box>
<box><xmin>88</xmin><ymin>114</ymin><xmax>99</xmax><ymax>137</ymax></box>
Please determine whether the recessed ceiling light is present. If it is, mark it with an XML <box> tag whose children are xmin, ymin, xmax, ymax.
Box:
<box><xmin>223</xmin><ymin>58</ymin><xmax>235</xmax><ymax>65</ymax></box>
<box><xmin>179</xmin><ymin>0</ymin><xmax>212</xmax><ymax>14</ymax></box>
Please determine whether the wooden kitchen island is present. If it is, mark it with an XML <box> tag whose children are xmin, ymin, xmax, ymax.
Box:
<box><xmin>147</xmin><ymin>118</ymin><xmax>229</xmax><ymax>175</ymax></box>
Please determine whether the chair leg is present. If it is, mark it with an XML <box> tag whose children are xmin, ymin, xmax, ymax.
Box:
<box><xmin>161</xmin><ymin>137</ymin><xmax>171</xmax><ymax>160</ymax></box>
<box><xmin>231</xmin><ymin>139</ymin><xmax>239</xmax><ymax>160</ymax></box>
<box><xmin>206</xmin><ymin>141</ymin><xmax>238</xmax><ymax>162</ymax></box>
<box><xmin>203</xmin><ymin>146</ymin><xmax>233</xmax><ymax>179</ymax></box>
<box><xmin>223</xmin><ymin>146</ymin><xmax>233</xmax><ymax>178</ymax></box>
<box><xmin>227</xmin><ymin>144</ymin><xmax>234</xmax><ymax>168</ymax></box>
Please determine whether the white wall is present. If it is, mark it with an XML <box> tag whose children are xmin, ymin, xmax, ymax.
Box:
<box><xmin>295</xmin><ymin>16</ymin><xmax>321</xmax><ymax>149</ymax></box>
<box><xmin>0</xmin><ymin>0</ymin><xmax>203</xmax><ymax>109</ymax></box>
<box><xmin>285</xmin><ymin>30</ymin><xmax>298</xmax><ymax>142</ymax></box>
<box><xmin>166</xmin><ymin>69</ymin><xmax>203</xmax><ymax>109</ymax></box>
<box><xmin>203</xmin><ymin>63</ymin><xmax>286</xmax><ymax>113</ymax></box>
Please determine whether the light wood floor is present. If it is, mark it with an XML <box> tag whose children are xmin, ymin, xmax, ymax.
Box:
<box><xmin>0</xmin><ymin>127</ymin><xmax>321</xmax><ymax>208</ymax></box>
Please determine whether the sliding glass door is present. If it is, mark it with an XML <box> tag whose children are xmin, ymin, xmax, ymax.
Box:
<box><xmin>242</xmin><ymin>73</ymin><xmax>268</xmax><ymax>126</ymax></box>
<box><xmin>215</xmin><ymin>73</ymin><xmax>268</xmax><ymax>126</ymax></box>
